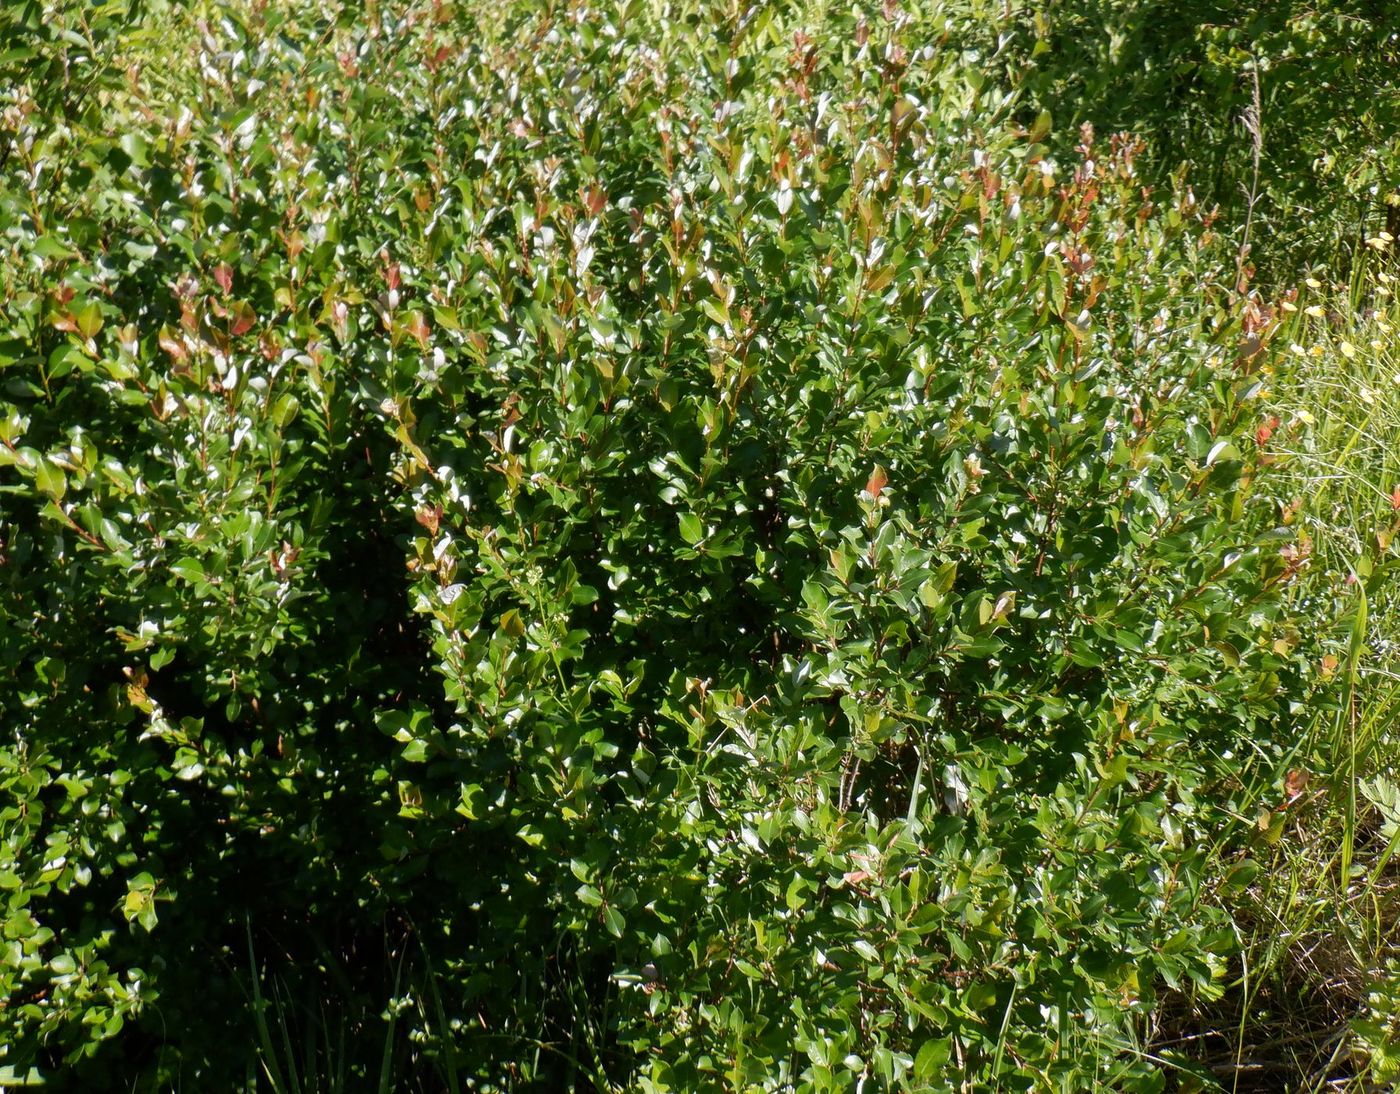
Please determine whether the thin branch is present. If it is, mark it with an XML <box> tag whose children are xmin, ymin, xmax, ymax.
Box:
<box><xmin>1235</xmin><ymin>62</ymin><xmax>1263</xmax><ymax>295</ymax></box>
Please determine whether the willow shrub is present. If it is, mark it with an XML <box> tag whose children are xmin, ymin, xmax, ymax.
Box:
<box><xmin>1</xmin><ymin>1</ymin><xmax>1320</xmax><ymax>1089</ymax></box>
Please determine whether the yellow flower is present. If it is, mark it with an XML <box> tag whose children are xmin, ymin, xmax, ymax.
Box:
<box><xmin>1305</xmin><ymin>277</ymin><xmax>1322</xmax><ymax>290</ymax></box>
<box><xmin>1340</xmin><ymin>340</ymin><xmax>1356</xmax><ymax>359</ymax></box>
<box><xmin>1305</xmin><ymin>304</ymin><xmax>1325</xmax><ymax>318</ymax></box>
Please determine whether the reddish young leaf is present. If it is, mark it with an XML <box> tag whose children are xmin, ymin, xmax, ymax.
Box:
<box><xmin>415</xmin><ymin>505</ymin><xmax>443</xmax><ymax>536</ymax></box>
<box><xmin>865</xmin><ymin>465</ymin><xmax>888</xmax><ymax>499</ymax></box>
<box><xmin>229</xmin><ymin>300</ymin><xmax>256</xmax><ymax>337</ymax></box>
<box><xmin>404</xmin><ymin>310</ymin><xmax>431</xmax><ymax>350</ymax></box>
<box><xmin>583</xmin><ymin>184</ymin><xmax>608</xmax><ymax>217</ymax></box>
<box><xmin>1274</xmin><ymin>768</ymin><xmax>1314</xmax><ymax>813</ymax></box>
<box><xmin>158</xmin><ymin>325</ymin><xmax>187</xmax><ymax>362</ymax></box>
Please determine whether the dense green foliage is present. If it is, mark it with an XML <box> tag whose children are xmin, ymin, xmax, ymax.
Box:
<box><xmin>0</xmin><ymin>0</ymin><xmax>1392</xmax><ymax>1089</ymax></box>
<box><xmin>1001</xmin><ymin>0</ymin><xmax>1400</xmax><ymax>278</ymax></box>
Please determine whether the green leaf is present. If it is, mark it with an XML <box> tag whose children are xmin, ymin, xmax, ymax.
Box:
<box><xmin>1028</xmin><ymin>108</ymin><xmax>1052</xmax><ymax>143</ymax></box>
<box><xmin>123</xmin><ymin>874</ymin><xmax>158</xmax><ymax>932</ymax></box>
<box><xmin>1222</xmin><ymin>859</ymin><xmax>1260</xmax><ymax>894</ymax></box>
<box><xmin>72</xmin><ymin>299</ymin><xmax>104</xmax><ymax>340</ymax></box>
<box><xmin>33</xmin><ymin>457</ymin><xmax>66</xmax><ymax>500</ymax></box>
<box><xmin>118</xmin><ymin>132</ymin><xmax>150</xmax><ymax>168</ymax></box>
<box><xmin>602</xmin><ymin>905</ymin><xmax>625</xmax><ymax>938</ymax></box>
<box><xmin>914</xmin><ymin>1039</ymin><xmax>951</xmax><ymax>1079</ymax></box>
<box><xmin>169</xmin><ymin>557</ymin><xmax>205</xmax><ymax>583</ymax></box>
<box><xmin>678</xmin><ymin>512</ymin><xmax>704</xmax><ymax>545</ymax></box>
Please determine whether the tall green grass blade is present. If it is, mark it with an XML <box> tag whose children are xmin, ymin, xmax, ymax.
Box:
<box><xmin>376</xmin><ymin>948</ymin><xmax>406</xmax><ymax>1094</ymax></box>
<box><xmin>1338</xmin><ymin>587</ymin><xmax>1367</xmax><ymax>888</ymax></box>
<box><xmin>419</xmin><ymin>942</ymin><xmax>461</xmax><ymax>1094</ymax></box>
<box><xmin>247</xmin><ymin>921</ymin><xmax>292</xmax><ymax>1094</ymax></box>
<box><xmin>275</xmin><ymin>981</ymin><xmax>303</xmax><ymax>1094</ymax></box>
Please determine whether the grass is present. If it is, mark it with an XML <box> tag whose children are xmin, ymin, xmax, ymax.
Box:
<box><xmin>244</xmin><ymin>919</ymin><xmax>463</xmax><ymax>1094</ymax></box>
<box><xmin>1165</xmin><ymin>264</ymin><xmax>1400</xmax><ymax>1089</ymax></box>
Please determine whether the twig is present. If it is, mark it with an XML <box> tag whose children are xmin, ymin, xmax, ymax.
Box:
<box><xmin>1235</xmin><ymin>62</ymin><xmax>1263</xmax><ymax>294</ymax></box>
